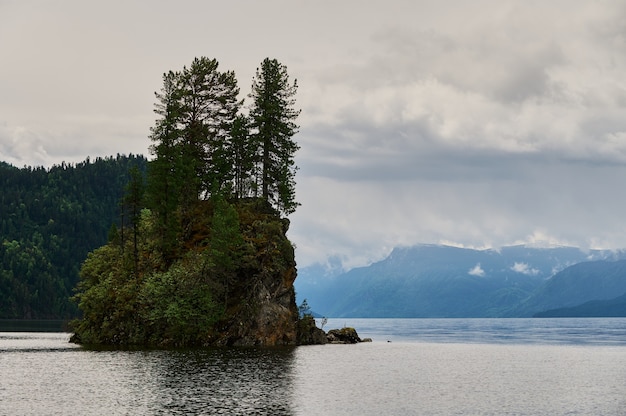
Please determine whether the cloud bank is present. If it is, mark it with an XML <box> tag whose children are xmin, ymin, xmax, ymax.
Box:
<box><xmin>2</xmin><ymin>1</ymin><xmax>626</xmax><ymax>268</ymax></box>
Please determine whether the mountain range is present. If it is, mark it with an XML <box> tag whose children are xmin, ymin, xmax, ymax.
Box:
<box><xmin>295</xmin><ymin>244</ymin><xmax>626</xmax><ymax>318</ymax></box>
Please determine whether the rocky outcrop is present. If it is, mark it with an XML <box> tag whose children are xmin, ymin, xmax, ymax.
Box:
<box><xmin>210</xmin><ymin>204</ymin><xmax>300</xmax><ymax>347</ymax></box>
<box><xmin>326</xmin><ymin>327</ymin><xmax>362</xmax><ymax>344</ymax></box>
<box><xmin>70</xmin><ymin>198</ymin><xmax>304</xmax><ymax>348</ymax></box>
<box><xmin>297</xmin><ymin>319</ymin><xmax>369</xmax><ymax>345</ymax></box>
<box><xmin>70</xmin><ymin>196</ymin><xmax>364</xmax><ymax>348</ymax></box>
<box><xmin>296</xmin><ymin>315</ymin><xmax>329</xmax><ymax>345</ymax></box>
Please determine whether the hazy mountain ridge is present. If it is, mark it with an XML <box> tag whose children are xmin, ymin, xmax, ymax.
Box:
<box><xmin>295</xmin><ymin>244</ymin><xmax>626</xmax><ymax>318</ymax></box>
<box><xmin>535</xmin><ymin>292</ymin><xmax>626</xmax><ymax>317</ymax></box>
<box><xmin>520</xmin><ymin>260</ymin><xmax>626</xmax><ymax>317</ymax></box>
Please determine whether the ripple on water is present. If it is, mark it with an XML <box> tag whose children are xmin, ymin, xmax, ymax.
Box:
<box><xmin>2</xmin><ymin>319</ymin><xmax>626</xmax><ymax>415</ymax></box>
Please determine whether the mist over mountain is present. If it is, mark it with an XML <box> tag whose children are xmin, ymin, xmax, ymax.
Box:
<box><xmin>295</xmin><ymin>244</ymin><xmax>626</xmax><ymax>318</ymax></box>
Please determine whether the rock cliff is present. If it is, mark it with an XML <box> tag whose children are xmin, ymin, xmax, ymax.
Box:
<box><xmin>210</xmin><ymin>205</ymin><xmax>300</xmax><ymax>346</ymax></box>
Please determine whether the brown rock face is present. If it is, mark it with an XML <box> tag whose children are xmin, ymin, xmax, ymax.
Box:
<box><xmin>211</xmin><ymin>204</ymin><xmax>300</xmax><ymax>346</ymax></box>
<box><xmin>219</xmin><ymin>276</ymin><xmax>299</xmax><ymax>347</ymax></box>
<box><xmin>296</xmin><ymin>315</ymin><xmax>329</xmax><ymax>345</ymax></box>
<box><xmin>326</xmin><ymin>327</ymin><xmax>361</xmax><ymax>344</ymax></box>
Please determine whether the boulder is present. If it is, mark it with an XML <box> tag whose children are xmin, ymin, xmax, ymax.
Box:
<box><xmin>326</xmin><ymin>327</ymin><xmax>362</xmax><ymax>344</ymax></box>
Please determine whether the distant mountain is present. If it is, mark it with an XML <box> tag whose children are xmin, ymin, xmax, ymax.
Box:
<box><xmin>295</xmin><ymin>244</ymin><xmax>626</xmax><ymax>318</ymax></box>
<box><xmin>511</xmin><ymin>260</ymin><xmax>626</xmax><ymax>316</ymax></box>
<box><xmin>534</xmin><ymin>292</ymin><xmax>626</xmax><ymax>317</ymax></box>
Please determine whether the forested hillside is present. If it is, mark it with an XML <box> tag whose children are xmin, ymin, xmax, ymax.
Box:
<box><xmin>0</xmin><ymin>155</ymin><xmax>147</xmax><ymax>319</ymax></box>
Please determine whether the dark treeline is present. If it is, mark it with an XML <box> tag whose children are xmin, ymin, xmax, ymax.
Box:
<box><xmin>0</xmin><ymin>154</ymin><xmax>147</xmax><ymax>319</ymax></box>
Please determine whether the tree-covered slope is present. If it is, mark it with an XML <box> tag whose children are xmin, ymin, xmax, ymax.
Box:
<box><xmin>0</xmin><ymin>155</ymin><xmax>147</xmax><ymax>319</ymax></box>
<box><xmin>71</xmin><ymin>198</ymin><xmax>299</xmax><ymax>347</ymax></box>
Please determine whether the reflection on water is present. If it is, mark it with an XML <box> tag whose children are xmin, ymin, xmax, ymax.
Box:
<box><xmin>2</xmin><ymin>319</ymin><xmax>626</xmax><ymax>415</ymax></box>
<box><xmin>144</xmin><ymin>348</ymin><xmax>296</xmax><ymax>415</ymax></box>
<box><xmin>0</xmin><ymin>333</ymin><xmax>296</xmax><ymax>415</ymax></box>
<box><xmin>0</xmin><ymin>319</ymin><xmax>68</xmax><ymax>332</ymax></box>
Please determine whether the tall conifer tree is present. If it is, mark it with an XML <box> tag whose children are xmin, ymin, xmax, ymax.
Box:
<box><xmin>122</xmin><ymin>165</ymin><xmax>144</xmax><ymax>275</ymax></box>
<box><xmin>147</xmin><ymin>71</ymin><xmax>184</xmax><ymax>263</ymax></box>
<box><xmin>249</xmin><ymin>58</ymin><xmax>301</xmax><ymax>215</ymax></box>
<box><xmin>147</xmin><ymin>58</ymin><xmax>242</xmax><ymax>257</ymax></box>
<box><xmin>231</xmin><ymin>114</ymin><xmax>257</xmax><ymax>199</ymax></box>
<box><xmin>178</xmin><ymin>57</ymin><xmax>241</xmax><ymax>198</ymax></box>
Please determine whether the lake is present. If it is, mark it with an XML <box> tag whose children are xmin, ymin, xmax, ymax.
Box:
<box><xmin>1</xmin><ymin>318</ymin><xmax>625</xmax><ymax>415</ymax></box>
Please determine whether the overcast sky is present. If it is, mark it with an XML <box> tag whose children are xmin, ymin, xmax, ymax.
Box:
<box><xmin>3</xmin><ymin>1</ymin><xmax>626</xmax><ymax>269</ymax></box>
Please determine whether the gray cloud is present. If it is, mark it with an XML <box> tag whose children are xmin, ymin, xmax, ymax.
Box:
<box><xmin>3</xmin><ymin>1</ymin><xmax>626</xmax><ymax>268</ymax></box>
<box><xmin>290</xmin><ymin>156</ymin><xmax>626</xmax><ymax>268</ymax></box>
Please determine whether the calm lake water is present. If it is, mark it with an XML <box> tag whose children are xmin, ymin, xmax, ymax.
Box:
<box><xmin>1</xmin><ymin>318</ymin><xmax>626</xmax><ymax>415</ymax></box>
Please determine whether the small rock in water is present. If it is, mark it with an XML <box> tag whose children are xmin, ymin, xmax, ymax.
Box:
<box><xmin>326</xmin><ymin>327</ymin><xmax>362</xmax><ymax>344</ymax></box>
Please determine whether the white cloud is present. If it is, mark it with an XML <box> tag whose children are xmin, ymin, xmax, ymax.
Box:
<box><xmin>0</xmin><ymin>122</ymin><xmax>51</xmax><ymax>167</ymax></box>
<box><xmin>510</xmin><ymin>262</ymin><xmax>540</xmax><ymax>276</ymax></box>
<box><xmin>468</xmin><ymin>263</ymin><xmax>486</xmax><ymax>277</ymax></box>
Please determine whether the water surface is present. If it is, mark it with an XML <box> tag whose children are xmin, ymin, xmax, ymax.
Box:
<box><xmin>2</xmin><ymin>318</ymin><xmax>626</xmax><ymax>415</ymax></box>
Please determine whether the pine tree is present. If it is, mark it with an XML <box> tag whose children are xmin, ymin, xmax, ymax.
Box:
<box><xmin>249</xmin><ymin>58</ymin><xmax>301</xmax><ymax>215</ymax></box>
<box><xmin>122</xmin><ymin>165</ymin><xmax>144</xmax><ymax>276</ymax></box>
<box><xmin>146</xmin><ymin>70</ymin><xmax>184</xmax><ymax>263</ymax></box>
<box><xmin>208</xmin><ymin>192</ymin><xmax>244</xmax><ymax>307</ymax></box>
<box><xmin>231</xmin><ymin>114</ymin><xmax>257</xmax><ymax>199</ymax></box>
<box><xmin>146</xmin><ymin>58</ymin><xmax>243</xmax><ymax>257</ymax></box>
<box><xmin>178</xmin><ymin>57</ymin><xmax>242</xmax><ymax>198</ymax></box>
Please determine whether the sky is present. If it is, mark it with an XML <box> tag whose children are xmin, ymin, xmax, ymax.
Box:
<box><xmin>3</xmin><ymin>1</ymin><xmax>626</xmax><ymax>270</ymax></box>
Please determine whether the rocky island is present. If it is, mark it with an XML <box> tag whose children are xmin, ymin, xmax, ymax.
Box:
<box><xmin>70</xmin><ymin>197</ymin><xmax>364</xmax><ymax>347</ymax></box>
<box><xmin>70</xmin><ymin>56</ymin><xmax>359</xmax><ymax>348</ymax></box>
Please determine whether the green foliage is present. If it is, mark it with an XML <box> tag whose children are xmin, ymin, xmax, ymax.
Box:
<box><xmin>71</xmin><ymin>244</ymin><xmax>138</xmax><ymax>344</ymax></box>
<box><xmin>72</xmin><ymin>198</ymin><xmax>295</xmax><ymax>347</ymax></box>
<box><xmin>140</xmin><ymin>253</ymin><xmax>222</xmax><ymax>346</ymax></box>
<box><xmin>122</xmin><ymin>165</ymin><xmax>145</xmax><ymax>275</ymax></box>
<box><xmin>208</xmin><ymin>194</ymin><xmax>245</xmax><ymax>307</ymax></box>
<box><xmin>231</xmin><ymin>114</ymin><xmax>257</xmax><ymax>199</ymax></box>
<box><xmin>0</xmin><ymin>155</ymin><xmax>147</xmax><ymax>319</ymax></box>
<box><xmin>147</xmin><ymin>56</ymin><xmax>300</xmax><ymax>222</ymax></box>
<box><xmin>146</xmin><ymin>71</ymin><xmax>185</xmax><ymax>264</ymax></box>
<box><xmin>147</xmin><ymin>57</ymin><xmax>242</xmax><ymax>205</ymax></box>
<box><xmin>72</xmin><ymin>212</ymin><xmax>220</xmax><ymax>346</ymax></box>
